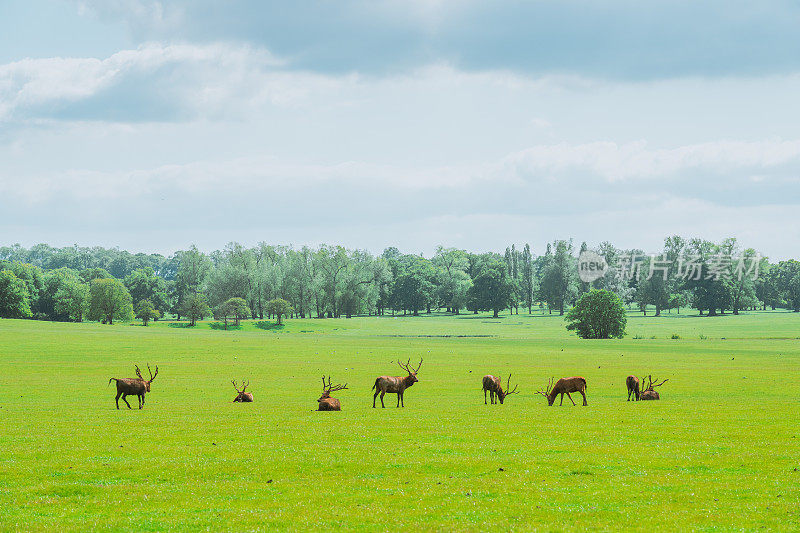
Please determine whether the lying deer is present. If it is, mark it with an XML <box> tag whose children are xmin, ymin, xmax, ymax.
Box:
<box><xmin>372</xmin><ymin>358</ymin><xmax>422</xmax><ymax>408</ymax></box>
<box><xmin>232</xmin><ymin>379</ymin><xmax>253</xmax><ymax>402</ymax></box>
<box><xmin>626</xmin><ymin>375</ymin><xmax>641</xmax><ymax>401</ymax></box>
<box><xmin>640</xmin><ymin>375</ymin><xmax>668</xmax><ymax>400</ymax></box>
<box><xmin>536</xmin><ymin>376</ymin><xmax>588</xmax><ymax>406</ymax></box>
<box><xmin>482</xmin><ymin>374</ymin><xmax>519</xmax><ymax>405</ymax></box>
<box><xmin>108</xmin><ymin>364</ymin><xmax>158</xmax><ymax>409</ymax></box>
<box><xmin>318</xmin><ymin>376</ymin><xmax>348</xmax><ymax>411</ymax></box>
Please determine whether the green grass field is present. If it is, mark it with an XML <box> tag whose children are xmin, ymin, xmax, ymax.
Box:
<box><xmin>1</xmin><ymin>311</ymin><xmax>799</xmax><ymax>531</ymax></box>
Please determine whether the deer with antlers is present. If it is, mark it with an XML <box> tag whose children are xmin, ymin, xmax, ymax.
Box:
<box><xmin>317</xmin><ymin>376</ymin><xmax>348</xmax><ymax>411</ymax></box>
<box><xmin>626</xmin><ymin>375</ymin><xmax>641</xmax><ymax>401</ymax></box>
<box><xmin>482</xmin><ymin>374</ymin><xmax>519</xmax><ymax>405</ymax></box>
<box><xmin>372</xmin><ymin>358</ymin><xmax>422</xmax><ymax>408</ymax></box>
<box><xmin>536</xmin><ymin>376</ymin><xmax>588</xmax><ymax>406</ymax></box>
<box><xmin>640</xmin><ymin>375</ymin><xmax>668</xmax><ymax>400</ymax></box>
<box><xmin>108</xmin><ymin>364</ymin><xmax>158</xmax><ymax>409</ymax></box>
<box><xmin>232</xmin><ymin>379</ymin><xmax>253</xmax><ymax>402</ymax></box>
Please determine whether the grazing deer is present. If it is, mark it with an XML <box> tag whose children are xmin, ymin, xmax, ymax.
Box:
<box><xmin>482</xmin><ymin>374</ymin><xmax>519</xmax><ymax>405</ymax></box>
<box><xmin>108</xmin><ymin>364</ymin><xmax>158</xmax><ymax>409</ymax></box>
<box><xmin>372</xmin><ymin>358</ymin><xmax>422</xmax><ymax>408</ymax></box>
<box><xmin>640</xmin><ymin>375</ymin><xmax>668</xmax><ymax>400</ymax></box>
<box><xmin>317</xmin><ymin>376</ymin><xmax>348</xmax><ymax>411</ymax></box>
<box><xmin>232</xmin><ymin>379</ymin><xmax>253</xmax><ymax>402</ymax></box>
<box><xmin>536</xmin><ymin>376</ymin><xmax>588</xmax><ymax>406</ymax></box>
<box><xmin>626</xmin><ymin>375</ymin><xmax>641</xmax><ymax>401</ymax></box>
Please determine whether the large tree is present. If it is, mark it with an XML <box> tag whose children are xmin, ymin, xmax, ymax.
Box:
<box><xmin>0</xmin><ymin>270</ymin><xmax>33</xmax><ymax>318</ymax></box>
<box><xmin>466</xmin><ymin>256</ymin><xmax>513</xmax><ymax>318</ymax></box>
<box><xmin>88</xmin><ymin>278</ymin><xmax>134</xmax><ymax>324</ymax></box>
<box><xmin>538</xmin><ymin>240</ymin><xmax>578</xmax><ymax>315</ymax></box>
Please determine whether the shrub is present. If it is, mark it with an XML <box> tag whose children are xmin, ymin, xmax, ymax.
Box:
<box><xmin>565</xmin><ymin>289</ymin><xmax>627</xmax><ymax>339</ymax></box>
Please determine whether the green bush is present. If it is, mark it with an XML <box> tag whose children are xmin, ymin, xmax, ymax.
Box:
<box><xmin>565</xmin><ymin>289</ymin><xmax>627</xmax><ymax>339</ymax></box>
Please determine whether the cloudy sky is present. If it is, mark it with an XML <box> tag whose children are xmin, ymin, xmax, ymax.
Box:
<box><xmin>1</xmin><ymin>1</ymin><xmax>799</xmax><ymax>259</ymax></box>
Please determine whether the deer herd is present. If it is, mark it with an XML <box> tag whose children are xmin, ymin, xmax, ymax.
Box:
<box><xmin>108</xmin><ymin>358</ymin><xmax>669</xmax><ymax>411</ymax></box>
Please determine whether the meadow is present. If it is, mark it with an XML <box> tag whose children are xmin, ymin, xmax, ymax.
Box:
<box><xmin>1</xmin><ymin>310</ymin><xmax>799</xmax><ymax>531</ymax></box>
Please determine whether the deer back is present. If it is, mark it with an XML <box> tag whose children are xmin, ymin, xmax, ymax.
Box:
<box><xmin>482</xmin><ymin>375</ymin><xmax>501</xmax><ymax>393</ymax></box>
<box><xmin>553</xmin><ymin>376</ymin><xmax>587</xmax><ymax>395</ymax></box>
<box><xmin>626</xmin><ymin>375</ymin><xmax>639</xmax><ymax>392</ymax></box>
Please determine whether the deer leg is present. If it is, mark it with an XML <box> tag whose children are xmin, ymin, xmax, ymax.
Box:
<box><xmin>122</xmin><ymin>394</ymin><xmax>132</xmax><ymax>409</ymax></box>
<box><xmin>115</xmin><ymin>391</ymin><xmax>121</xmax><ymax>409</ymax></box>
<box><xmin>559</xmin><ymin>393</ymin><xmax>564</xmax><ymax>406</ymax></box>
<box><xmin>138</xmin><ymin>394</ymin><xmax>143</xmax><ymax>409</ymax></box>
<box><xmin>397</xmin><ymin>392</ymin><xmax>402</xmax><ymax>407</ymax></box>
<box><xmin>580</xmin><ymin>390</ymin><xmax>587</xmax><ymax>406</ymax></box>
<box><xmin>373</xmin><ymin>389</ymin><xmax>379</xmax><ymax>408</ymax></box>
<box><xmin>566</xmin><ymin>392</ymin><xmax>576</xmax><ymax>406</ymax></box>
<box><xmin>380</xmin><ymin>391</ymin><xmax>386</xmax><ymax>408</ymax></box>
<box><xmin>484</xmin><ymin>389</ymin><xmax>487</xmax><ymax>405</ymax></box>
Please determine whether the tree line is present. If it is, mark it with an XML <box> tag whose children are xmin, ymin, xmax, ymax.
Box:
<box><xmin>1</xmin><ymin>237</ymin><xmax>799</xmax><ymax>324</ymax></box>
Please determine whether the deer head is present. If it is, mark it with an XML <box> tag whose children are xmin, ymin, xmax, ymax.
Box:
<box><xmin>536</xmin><ymin>377</ymin><xmax>556</xmax><ymax>406</ymax></box>
<box><xmin>497</xmin><ymin>374</ymin><xmax>519</xmax><ymax>404</ymax></box>
<box><xmin>318</xmin><ymin>375</ymin><xmax>348</xmax><ymax>402</ymax></box>
<box><xmin>398</xmin><ymin>358</ymin><xmax>423</xmax><ymax>383</ymax></box>
<box><xmin>135</xmin><ymin>364</ymin><xmax>159</xmax><ymax>392</ymax></box>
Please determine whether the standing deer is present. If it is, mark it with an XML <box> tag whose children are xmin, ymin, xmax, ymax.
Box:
<box><xmin>317</xmin><ymin>376</ymin><xmax>348</xmax><ymax>411</ymax></box>
<box><xmin>536</xmin><ymin>376</ymin><xmax>588</xmax><ymax>406</ymax></box>
<box><xmin>372</xmin><ymin>358</ymin><xmax>422</xmax><ymax>408</ymax></box>
<box><xmin>626</xmin><ymin>375</ymin><xmax>641</xmax><ymax>401</ymax></box>
<box><xmin>640</xmin><ymin>375</ymin><xmax>668</xmax><ymax>400</ymax></box>
<box><xmin>482</xmin><ymin>374</ymin><xmax>519</xmax><ymax>405</ymax></box>
<box><xmin>108</xmin><ymin>364</ymin><xmax>158</xmax><ymax>409</ymax></box>
<box><xmin>232</xmin><ymin>379</ymin><xmax>253</xmax><ymax>402</ymax></box>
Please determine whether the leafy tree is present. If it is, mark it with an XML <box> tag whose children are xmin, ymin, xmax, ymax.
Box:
<box><xmin>565</xmin><ymin>289</ymin><xmax>627</xmax><ymax>339</ymax></box>
<box><xmin>433</xmin><ymin>247</ymin><xmax>472</xmax><ymax>314</ymax></box>
<box><xmin>466</xmin><ymin>257</ymin><xmax>513</xmax><ymax>318</ymax></box>
<box><xmin>775</xmin><ymin>259</ymin><xmax>800</xmax><ymax>312</ymax></box>
<box><xmin>8</xmin><ymin>262</ymin><xmax>44</xmax><ymax>317</ymax></box>
<box><xmin>53</xmin><ymin>274</ymin><xmax>89</xmax><ymax>322</ymax></box>
<box><xmin>214</xmin><ymin>297</ymin><xmax>251</xmax><ymax>328</ymax></box>
<box><xmin>135</xmin><ymin>299</ymin><xmax>161</xmax><ymax>326</ymax></box>
<box><xmin>0</xmin><ymin>270</ymin><xmax>33</xmax><ymax>318</ymax></box>
<box><xmin>539</xmin><ymin>240</ymin><xmax>578</xmax><ymax>315</ymax></box>
<box><xmin>519</xmin><ymin>244</ymin><xmax>535</xmax><ymax>314</ymax></box>
<box><xmin>88</xmin><ymin>278</ymin><xmax>133</xmax><ymax>324</ymax></box>
<box><xmin>125</xmin><ymin>267</ymin><xmax>169</xmax><ymax>315</ymax></box>
<box><xmin>179</xmin><ymin>293</ymin><xmax>211</xmax><ymax>326</ymax></box>
<box><xmin>266</xmin><ymin>298</ymin><xmax>293</xmax><ymax>325</ymax></box>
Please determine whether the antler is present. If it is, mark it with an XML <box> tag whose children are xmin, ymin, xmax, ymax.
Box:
<box><xmin>536</xmin><ymin>377</ymin><xmax>554</xmax><ymax>398</ymax></box>
<box><xmin>414</xmin><ymin>358</ymin><xmax>423</xmax><ymax>373</ymax></box>
<box><xmin>241</xmin><ymin>379</ymin><xmax>249</xmax><ymax>392</ymax></box>
<box><xmin>148</xmin><ymin>364</ymin><xmax>158</xmax><ymax>382</ymax></box>
<box><xmin>232</xmin><ymin>379</ymin><xmax>241</xmax><ymax>393</ymax></box>
<box><xmin>397</xmin><ymin>359</ymin><xmax>413</xmax><ymax>373</ymax></box>
<box><xmin>322</xmin><ymin>375</ymin><xmax>347</xmax><ymax>392</ymax></box>
<box><xmin>135</xmin><ymin>365</ymin><xmax>144</xmax><ymax>380</ymax></box>
<box><xmin>650</xmin><ymin>376</ymin><xmax>668</xmax><ymax>388</ymax></box>
<box><xmin>505</xmin><ymin>374</ymin><xmax>519</xmax><ymax>395</ymax></box>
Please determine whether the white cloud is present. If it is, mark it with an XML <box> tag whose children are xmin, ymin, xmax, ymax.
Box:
<box><xmin>506</xmin><ymin>139</ymin><xmax>800</xmax><ymax>182</ymax></box>
<box><xmin>0</xmin><ymin>42</ymin><xmax>284</xmax><ymax>120</ymax></box>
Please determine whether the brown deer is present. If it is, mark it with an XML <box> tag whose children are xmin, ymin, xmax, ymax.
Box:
<box><xmin>372</xmin><ymin>358</ymin><xmax>422</xmax><ymax>408</ymax></box>
<box><xmin>640</xmin><ymin>375</ymin><xmax>668</xmax><ymax>400</ymax></box>
<box><xmin>536</xmin><ymin>376</ymin><xmax>588</xmax><ymax>406</ymax></box>
<box><xmin>317</xmin><ymin>376</ymin><xmax>348</xmax><ymax>411</ymax></box>
<box><xmin>626</xmin><ymin>375</ymin><xmax>641</xmax><ymax>401</ymax></box>
<box><xmin>232</xmin><ymin>379</ymin><xmax>253</xmax><ymax>402</ymax></box>
<box><xmin>482</xmin><ymin>374</ymin><xmax>519</xmax><ymax>405</ymax></box>
<box><xmin>108</xmin><ymin>364</ymin><xmax>158</xmax><ymax>409</ymax></box>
